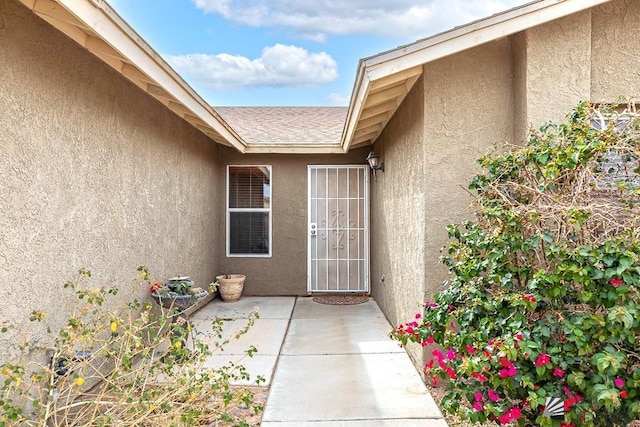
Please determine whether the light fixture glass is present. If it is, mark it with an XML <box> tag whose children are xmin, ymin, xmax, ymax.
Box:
<box><xmin>366</xmin><ymin>151</ymin><xmax>384</xmax><ymax>180</ymax></box>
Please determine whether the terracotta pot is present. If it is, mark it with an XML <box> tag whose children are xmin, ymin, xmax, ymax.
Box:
<box><xmin>216</xmin><ymin>274</ymin><xmax>245</xmax><ymax>302</ymax></box>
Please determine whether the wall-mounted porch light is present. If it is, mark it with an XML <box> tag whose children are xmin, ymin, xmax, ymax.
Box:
<box><xmin>366</xmin><ymin>151</ymin><xmax>384</xmax><ymax>181</ymax></box>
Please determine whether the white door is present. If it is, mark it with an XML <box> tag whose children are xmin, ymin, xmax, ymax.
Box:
<box><xmin>307</xmin><ymin>166</ymin><xmax>369</xmax><ymax>293</ymax></box>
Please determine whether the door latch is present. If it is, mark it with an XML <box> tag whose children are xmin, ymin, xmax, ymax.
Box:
<box><xmin>309</xmin><ymin>223</ymin><xmax>317</xmax><ymax>236</ymax></box>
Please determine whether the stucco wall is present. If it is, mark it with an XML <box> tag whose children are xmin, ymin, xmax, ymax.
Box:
<box><xmin>369</xmin><ymin>77</ymin><xmax>426</xmax><ymax>364</ymax></box>
<box><xmin>591</xmin><ymin>0</ymin><xmax>640</xmax><ymax>101</ymax></box>
<box><xmin>523</xmin><ymin>11</ymin><xmax>592</xmax><ymax>128</ymax></box>
<box><xmin>0</xmin><ymin>0</ymin><xmax>221</xmax><ymax>362</ymax></box>
<box><xmin>422</xmin><ymin>38</ymin><xmax>514</xmax><ymax>298</ymax></box>
<box><xmin>217</xmin><ymin>148</ymin><xmax>370</xmax><ymax>296</ymax></box>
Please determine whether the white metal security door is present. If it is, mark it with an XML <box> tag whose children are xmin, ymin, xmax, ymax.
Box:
<box><xmin>308</xmin><ymin>166</ymin><xmax>369</xmax><ymax>293</ymax></box>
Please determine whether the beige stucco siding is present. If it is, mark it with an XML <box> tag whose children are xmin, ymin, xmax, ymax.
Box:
<box><xmin>523</xmin><ymin>11</ymin><xmax>592</xmax><ymax>129</ymax></box>
<box><xmin>422</xmin><ymin>38</ymin><xmax>514</xmax><ymax>298</ymax></box>
<box><xmin>368</xmin><ymin>77</ymin><xmax>426</xmax><ymax>364</ymax></box>
<box><xmin>591</xmin><ymin>0</ymin><xmax>640</xmax><ymax>101</ymax></box>
<box><xmin>0</xmin><ymin>0</ymin><xmax>221</xmax><ymax>362</ymax></box>
<box><xmin>217</xmin><ymin>148</ymin><xmax>370</xmax><ymax>296</ymax></box>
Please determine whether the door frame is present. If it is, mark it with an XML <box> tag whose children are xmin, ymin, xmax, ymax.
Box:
<box><xmin>306</xmin><ymin>165</ymin><xmax>370</xmax><ymax>293</ymax></box>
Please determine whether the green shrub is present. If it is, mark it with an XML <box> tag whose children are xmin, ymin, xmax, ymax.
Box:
<box><xmin>391</xmin><ymin>102</ymin><xmax>640</xmax><ymax>426</ymax></box>
<box><xmin>0</xmin><ymin>268</ymin><xmax>263</xmax><ymax>426</ymax></box>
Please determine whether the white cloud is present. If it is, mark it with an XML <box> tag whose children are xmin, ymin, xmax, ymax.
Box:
<box><xmin>165</xmin><ymin>44</ymin><xmax>338</xmax><ymax>91</ymax></box>
<box><xmin>191</xmin><ymin>0</ymin><xmax>526</xmax><ymax>41</ymax></box>
<box><xmin>326</xmin><ymin>92</ymin><xmax>350</xmax><ymax>106</ymax></box>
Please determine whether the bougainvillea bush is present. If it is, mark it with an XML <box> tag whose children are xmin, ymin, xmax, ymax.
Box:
<box><xmin>391</xmin><ymin>102</ymin><xmax>640</xmax><ymax>426</ymax></box>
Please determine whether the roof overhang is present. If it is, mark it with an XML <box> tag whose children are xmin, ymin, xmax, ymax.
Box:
<box><xmin>19</xmin><ymin>0</ymin><xmax>247</xmax><ymax>153</ymax></box>
<box><xmin>341</xmin><ymin>0</ymin><xmax>612</xmax><ymax>152</ymax></box>
<box><xmin>244</xmin><ymin>144</ymin><xmax>346</xmax><ymax>154</ymax></box>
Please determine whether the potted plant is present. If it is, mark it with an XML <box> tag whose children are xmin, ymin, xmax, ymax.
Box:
<box><xmin>150</xmin><ymin>276</ymin><xmax>208</xmax><ymax>309</ymax></box>
<box><xmin>215</xmin><ymin>274</ymin><xmax>245</xmax><ymax>302</ymax></box>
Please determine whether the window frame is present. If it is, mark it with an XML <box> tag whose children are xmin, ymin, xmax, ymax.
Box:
<box><xmin>226</xmin><ymin>165</ymin><xmax>272</xmax><ymax>258</ymax></box>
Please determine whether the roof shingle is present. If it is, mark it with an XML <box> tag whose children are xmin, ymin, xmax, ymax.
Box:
<box><xmin>216</xmin><ymin>107</ymin><xmax>347</xmax><ymax>146</ymax></box>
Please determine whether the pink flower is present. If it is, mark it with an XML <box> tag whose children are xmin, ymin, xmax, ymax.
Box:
<box><xmin>474</xmin><ymin>393</ymin><xmax>483</xmax><ymax>402</ymax></box>
<box><xmin>499</xmin><ymin>358</ymin><xmax>514</xmax><ymax>368</ymax></box>
<box><xmin>425</xmin><ymin>301</ymin><xmax>438</xmax><ymax>308</ymax></box>
<box><xmin>446</xmin><ymin>348</ymin><xmax>457</xmax><ymax>360</ymax></box>
<box><xmin>466</xmin><ymin>344</ymin><xmax>477</xmax><ymax>355</ymax></box>
<box><xmin>498</xmin><ymin>406</ymin><xmax>522</xmax><ymax>424</ymax></box>
<box><xmin>432</xmin><ymin>350</ymin><xmax>444</xmax><ymax>361</ymax></box>
<box><xmin>609</xmin><ymin>278</ymin><xmax>624</xmax><ymax>287</ymax></box>
<box><xmin>515</xmin><ymin>333</ymin><xmax>523</xmax><ymax>341</ymax></box>
<box><xmin>445</xmin><ymin>367</ymin><xmax>457</xmax><ymax>379</ymax></box>
<box><xmin>553</xmin><ymin>367</ymin><xmax>565</xmax><ymax>378</ymax></box>
<box><xmin>488</xmin><ymin>389</ymin><xmax>500</xmax><ymax>402</ymax></box>
<box><xmin>523</xmin><ymin>294</ymin><xmax>536</xmax><ymax>302</ymax></box>
<box><xmin>415</xmin><ymin>313</ymin><xmax>422</xmax><ymax>319</ymax></box>
<box><xmin>472</xmin><ymin>401</ymin><xmax>484</xmax><ymax>411</ymax></box>
<box><xmin>499</xmin><ymin>367</ymin><xmax>517</xmax><ymax>378</ymax></box>
<box><xmin>614</xmin><ymin>377</ymin><xmax>624</xmax><ymax>388</ymax></box>
<box><xmin>431</xmin><ymin>376</ymin><xmax>438</xmax><ymax>387</ymax></box>
<box><xmin>534</xmin><ymin>353</ymin><xmax>551</xmax><ymax>367</ymax></box>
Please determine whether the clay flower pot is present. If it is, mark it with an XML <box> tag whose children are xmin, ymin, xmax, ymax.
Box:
<box><xmin>215</xmin><ymin>274</ymin><xmax>246</xmax><ymax>302</ymax></box>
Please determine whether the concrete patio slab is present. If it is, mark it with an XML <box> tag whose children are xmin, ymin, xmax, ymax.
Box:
<box><xmin>202</xmin><ymin>354</ymin><xmax>277</xmax><ymax>386</ymax></box>
<box><xmin>282</xmin><ymin>316</ymin><xmax>404</xmax><ymax>355</ymax></box>
<box><xmin>193</xmin><ymin>318</ymin><xmax>289</xmax><ymax>355</ymax></box>
<box><xmin>190</xmin><ymin>297</ymin><xmax>294</xmax><ymax>386</ymax></box>
<box><xmin>261</xmin><ymin>420</ymin><xmax>449</xmax><ymax>426</ymax></box>
<box><xmin>262</xmin><ymin>352</ymin><xmax>442</xmax><ymax>423</ymax></box>
<box><xmin>190</xmin><ymin>296</ymin><xmax>295</xmax><ymax>320</ymax></box>
<box><xmin>292</xmin><ymin>297</ymin><xmax>385</xmax><ymax>319</ymax></box>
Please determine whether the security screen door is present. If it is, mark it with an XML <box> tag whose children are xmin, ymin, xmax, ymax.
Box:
<box><xmin>307</xmin><ymin>166</ymin><xmax>369</xmax><ymax>293</ymax></box>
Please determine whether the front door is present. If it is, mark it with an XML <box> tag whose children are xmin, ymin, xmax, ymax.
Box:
<box><xmin>307</xmin><ymin>166</ymin><xmax>369</xmax><ymax>293</ymax></box>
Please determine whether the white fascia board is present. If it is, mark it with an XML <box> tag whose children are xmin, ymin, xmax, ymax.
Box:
<box><xmin>54</xmin><ymin>0</ymin><xmax>247</xmax><ymax>152</ymax></box>
<box><xmin>341</xmin><ymin>0</ymin><xmax>611</xmax><ymax>151</ymax></box>
<box><xmin>341</xmin><ymin>61</ymin><xmax>371</xmax><ymax>152</ymax></box>
<box><xmin>244</xmin><ymin>144</ymin><xmax>346</xmax><ymax>154</ymax></box>
<box><xmin>364</xmin><ymin>0</ymin><xmax>611</xmax><ymax>79</ymax></box>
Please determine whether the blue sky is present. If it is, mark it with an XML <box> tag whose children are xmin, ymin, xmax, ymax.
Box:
<box><xmin>110</xmin><ymin>0</ymin><xmax>527</xmax><ymax>106</ymax></box>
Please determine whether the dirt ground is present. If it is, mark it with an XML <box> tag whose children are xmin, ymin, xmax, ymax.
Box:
<box><xmin>212</xmin><ymin>386</ymin><xmax>269</xmax><ymax>426</ymax></box>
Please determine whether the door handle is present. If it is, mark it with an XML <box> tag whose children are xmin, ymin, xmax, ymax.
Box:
<box><xmin>309</xmin><ymin>223</ymin><xmax>317</xmax><ymax>236</ymax></box>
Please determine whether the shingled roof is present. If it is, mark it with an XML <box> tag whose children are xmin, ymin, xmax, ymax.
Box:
<box><xmin>216</xmin><ymin>107</ymin><xmax>348</xmax><ymax>154</ymax></box>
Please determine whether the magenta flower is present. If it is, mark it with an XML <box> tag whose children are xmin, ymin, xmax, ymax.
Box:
<box><xmin>488</xmin><ymin>389</ymin><xmax>500</xmax><ymax>402</ymax></box>
<box><xmin>498</xmin><ymin>406</ymin><xmax>522</xmax><ymax>424</ymax></box>
<box><xmin>614</xmin><ymin>377</ymin><xmax>624</xmax><ymax>388</ymax></box>
<box><xmin>499</xmin><ymin>367</ymin><xmax>517</xmax><ymax>378</ymax></box>
<box><xmin>534</xmin><ymin>353</ymin><xmax>551</xmax><ymax>367</ymax></box>
<box><xmin>553</xmin><ymin>367</ymin><xmax>565</xmax><ymax>378</ymax></box>
<box><xmin>474</xmin><ymin>392</ymin><xmax>483</xmax><ymax>402</ymax></box>
<box><xmin>609</xmin><ymin>278</ymin><xmax>624</xmax><ymax>287</ymax></box>
<box><xmin>446</xmin><ymin>348</ymin><xmax>457</xmax><ymax>360</ymax></box>
<box><xmin>472</xmin><ymin>401</ymin><xmax>484</xmax><ymax>411</ymax></box>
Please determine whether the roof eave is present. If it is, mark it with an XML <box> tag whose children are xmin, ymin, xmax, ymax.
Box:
<box><xmin>244</xmin><ymin>144</ymin><xmax>347</xmax><ymax>154</ymax></box>
<box><xmin>20</xmin><ymin>0</ymin><xmax>247</xmax><ymax>153</ymax></box>
<box><xmin>341</xmin><ymin>0</ymin><xmax>612</xmax><ymax>152</ymax></box>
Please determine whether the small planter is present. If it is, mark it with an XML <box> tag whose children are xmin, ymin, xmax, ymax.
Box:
<box><xmin>151</xmin><ymin>290</ymin><xmax>208</xmax><ymax>310</ymax></box>
<box><xmin>216</xmin><ymin>274</ymin><xmax>245</xmax><ymax>302</ymax></box>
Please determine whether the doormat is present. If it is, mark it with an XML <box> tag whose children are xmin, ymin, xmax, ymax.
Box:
<box><xmin>312</xmin><ymin>295</ymin><xmax>370</xmax><ymax>305</ymax></box>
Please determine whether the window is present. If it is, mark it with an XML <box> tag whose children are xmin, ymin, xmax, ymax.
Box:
<box><xmin>226</xmin><ymin>166</ymin><xmax>271</xmax><ymax>257</ymax></box>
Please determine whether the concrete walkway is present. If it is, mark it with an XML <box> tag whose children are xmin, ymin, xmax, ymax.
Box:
<box><xmin>190</xmin><ymin>296</ymin><xmax>448</xmax><ymax>426</ymax></box>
